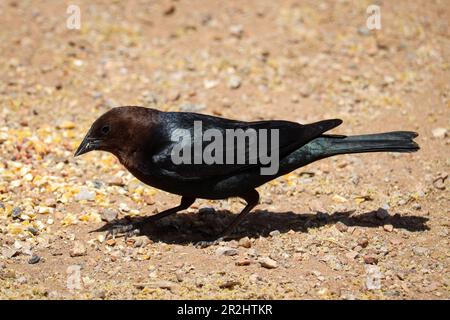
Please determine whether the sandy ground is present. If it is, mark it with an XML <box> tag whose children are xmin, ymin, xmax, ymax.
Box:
<box><xmin>0</xmin><ymin>0</ymin><xmax>449</xmax><ymax>299</ymax></box>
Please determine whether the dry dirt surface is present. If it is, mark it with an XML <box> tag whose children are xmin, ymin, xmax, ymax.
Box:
<box><xmin>0</xmin><ymin>0</ymin><xmax>449</xmax><ymax>299</ymax></box>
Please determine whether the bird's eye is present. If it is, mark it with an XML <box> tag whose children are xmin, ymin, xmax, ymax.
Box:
<box><xmin>101</xmin><ymin>125</ymin><xmax>111</xmax><ymax>135</ymax></box>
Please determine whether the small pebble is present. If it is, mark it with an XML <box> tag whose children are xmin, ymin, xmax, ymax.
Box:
<box><xmin>291</xmin><ymin>95</ymin><xmax>300</xmax><ymax>103</ymax></box>
<box><xmin>383</xmin><ymin>75</ymin><xmax>395</xmax><ymax>85</ymax></box>
<box><xmin>119</xmin><ymin>203</ymin><xmax>130</xmax><ymax>212</ymax></box>
<box><xmin>74</xmin><ymin>188</ymin><xmax>96</xmax><ymax>201</ymax></box>
<box><xmin>238</xmin><ymin>237</ymin><xmax>251</xmax><ymax>248</ymax></box>
<box><xmin>221</xmin><ymin>97</ymin><xmax>232</xmax><ymax>108</ymax></box>
<box><xmin>235</xmin><ymin>259</ymin><xmax>251</xmax><ymax>266</ymax></box>
<box><xmin>269</xmin><ymin>230</ymin><xmax>280</xmax><ymax>237</ymax></box>
<box><xmin>413</xmin><ymin>246</ymin><xmax>429</xmax><ymax>256</ymax></box>
<box><xmin>28</xmin><ymin>254</ymin><xmax>41</xmax><ymax>264</ymax></box>
<box><xmin>345</xmin><ymin>251</ymin><xmax>358</xmax><ymax>260</ymax></box>
<box><xmin>227</xmin><ymin>76</ymin><xmax>242</xmax><ymax>89</ymax></box>
<box><xmin>363</xmin><ymin>256</ymin><xmax>378</xmax><ymax>265</ymax></box>
<box><xmin>357</xmin><ymin>238</ymin><xmax>369</xmax><ymax>248</ymax></box>
<box><xmin>107</xmin><ymin>177</ymin><xmax>124</xmax><ymax>187</ymax></box>
<box><xmin>215</xmin><ymin>247</ymin><xmax>238</xmax><ymax>256</ymax></box>
<box><xmin>142</xmin><ymin>91</ymin><xmax>158</xmax><ymax>105</ymax></box>
<box><xmin>2</xmin><ymin>247</ymin><xmax>19</xmax><ymax>259</ymax></box>
<box><xmin>247</xmin><ymin>248</ymin><xmax>258</xmax><ymax>257</ymax></box>
<box><xmin>11</xmin><ymin>207</ymin><xmax>22</xmax><ymax>220</ymax></box>
<box><xmin>432</xmin><ymin>127</ymin><xmax>447</xmax><ymax>139</ymax></box>
<box><xmin>70</xmin><ymin>241</ymin><xmax>87</xmax><ymax>257</ymax></box>
<box><xmin>299</xmin><ymin>85</ymin><xmax>312</xmax><ymax>97</ymax></box>
<box><xmin>94</xmin><ymin>290</ymin><xmax>106</xmax><ymax>299</ymax></box>
<box><xmin>175</xmin><ymin>270</ymin><xmax>184</xmax><ymax>282</ymax></box>
<box><xmin>358</xmin><ymin>26</ymin><xmax>371</xmax><ymax>36</ymax></box>
<box><xmin>102</xmin><ymin>209</ymin><xmax>118</xmax><ymax>222</ymax></box>
<box><xmin>168</xmin><ymin>90</ymin><xmax>181</xmax><ymax>102</ymax></box>
<box><xmin>27</xmin><ymin>227</ymin><xmax>39</xmax><ymax>236</ymax></box>
<box><xmin>106</xmin><ymin>239</ymin><xmax>116</xmax><ymax>246</ymax></box>
<box><xmin>180</xmin><ymin>103</ymin><xmax>206</xmax><ymax>112</ymax></box>
<box><xmin>58</xmin><ymin>121</ymin><xmax>76</xmax><ymax>129</ymax></box>
<box><xmin>16</xmin><ymin>276</ymin><xmax>28</xmax><ymax>284</ymax></box>
<box><xmin>249</xmin><ymin>273</ymin><xmax>262</xmax><ymax>283</ymax></box>
<box><xmin>335</xmin><ymin>222</ymin><xmax>348</xmax><ymax>233</ymax></box>
<box><xmin>259</xmin><ymin>257</ymin><xmax>278</xmax><ymax>269</ymax></box>
<box><xmin>163</xmin><ymin>4</ymin><xmax>176</xmax><ymax>16</ymax></box>
<box><xmin>332</xmin><ymin>194</ymin><xmax>348</xmax><ymax>203</ymax></box>
<box><xmin>365</xmin><ymin>265</ymin><xmax>382</xmax><ymax>290</ymax></box>
<box><xmin>219</xmin><ymin>280</ymin><xmax>241</xmax><ymax>289</ymax></box>
<box><xmin>229</xmin><ymin>25</ymin><xmax>243</xmax><ymax>38</ymax></box>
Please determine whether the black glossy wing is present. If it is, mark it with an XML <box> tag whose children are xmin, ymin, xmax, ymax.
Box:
<box><xmin>150</xmin><ymin>111</ymin><xmax>342</xmax><ymax>180</ymax></box>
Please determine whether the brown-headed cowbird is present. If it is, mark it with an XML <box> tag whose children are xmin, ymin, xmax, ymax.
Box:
<box><xmin>75</xmin><ymin>106</ymin><xmax>419</xmax><ymax>244</ymax></box>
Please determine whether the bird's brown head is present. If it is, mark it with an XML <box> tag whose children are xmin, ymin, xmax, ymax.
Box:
<box><xmin>74</xmin><ymin>106</ymin><xmax>156</xmax><ymax>158</ymax></box>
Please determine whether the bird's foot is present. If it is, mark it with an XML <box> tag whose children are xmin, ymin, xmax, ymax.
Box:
<box><xmin>105</xmin><ymin>222</ymin><xmax>143</xmax><ymax>240</ymax></box>
<box><xmin>194</xmin><ymin>237</ymin><xmax>225</xmax><ymax>248</ymax></box>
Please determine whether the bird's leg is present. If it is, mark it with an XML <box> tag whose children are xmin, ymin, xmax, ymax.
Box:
<box><xmin>106</xmin><ymin>196</ymin><xmax>195</xmax><ymax>239</ymax></box>
<box><xmin>195</xmin><ymin>190</ymin><xmax>259</xmax><ymax>248</ymax></box>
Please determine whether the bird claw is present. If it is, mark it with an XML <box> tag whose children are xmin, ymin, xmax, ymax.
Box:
<box><xmin>194</xmin><ymin>237</ymin><xmax>225</xmax><ymax>248</ymax></box>
<box><xmin>105</xmin><ymin>223</ymin><xmax>141</xmax><ymax>240</ymax></box>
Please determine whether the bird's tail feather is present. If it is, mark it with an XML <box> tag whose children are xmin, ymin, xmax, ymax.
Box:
<box><xmin>320</xmin><ymin>131</ymin><xmax>420</xmax><ymax>156</ymax></box>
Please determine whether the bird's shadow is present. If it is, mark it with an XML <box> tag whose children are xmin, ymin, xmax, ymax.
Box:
<box><xmin>93</xmin><ymin>208</ymin><xmax>430</xmax><ymax>245</ymax></box>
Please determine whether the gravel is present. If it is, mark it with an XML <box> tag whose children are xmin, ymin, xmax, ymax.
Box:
<box><xmin>365</xmin><ymin>265</ymin><xmax>382</xmax><ymax>290</ymax></box>
<box><xmin>238</xmin><ymin>237</ymin><xmax>252</xmax><ymax>248</ymax></box>
<box><xmin>102</xmin><ymin>209</ymin><xmax>118</xmax><ymax>222</ymax></box>
<box><xmin>412</xmin><ymin>247</ymin><xmax>429</xmax><ymax>256</ymax></box>
<box><xmin>269</xmin><ymin>230</ymin><xmax>281</xmax><ymax>237</ymax></box>
<box><xmin>227</xmin><ymin>76</ymin><xmax>242</xmax><ymax>89</ymax></box>
<box><xmin>149</xmin><ymin>280</ymin><xmax>177</xmax><ymax>291</ymax></box>
<box><xmin>335</xmin><ymin>222</ymin><xmax>348</xmax><ymax>233</ymax></box>
<box><xmin>70</xmin><ymin>241</ymin><xmax>87</xmax><ymax>257</ymax></box>
<box><xmin>229</xmin><ymin>25</ymin><xmax>244</xmax><ymax>38</ymax></box>
<box><xmin>363</xmin><ymin>256</ymin><xmax>378</xmax><ymax>265</ymax></box>
<box><xmin>74</xmin><ymin>189</ymin><xmax>96</xmax><ymax>201</ymax></box>
<box><xmin>2</xmin><ymin>247</ymin><xmax>19</xmax><ymax>259</ymax></box>
<box><xmin>11</xmin><ymin>207</ymin><xmax>22</xmax><ymax>220</ymax></box>
<box><xmin>235</xmin><ymin>259</ymin><xmax>251</xmax><ymax>266</ymax></box>
<box><xmin>259</xmin><ymin>257</ymin><xmax>278</xmax><ymax>269</ymax></box>
<box><xmin>357</xmin><ymin>238</ymin><xmax>369</xmax><ymax>248</ymax></box>
<box><xmin>215</xmin><ymin>247</ymin><xmax>239</xmax><ymax>256</ymax></box>
<box><xmin>28</xmin><ymin>255</ymin><xmax>41</xmax><ymax>264</ymax></box>
<box><xmin>179</xmin><ymin>103</ymin><xmax>206</xmax><ymax>112</ymax></box>
<box><xmin>219</xmin><ymin>280</ymin><xmax>241</xmax><ymax>289</ymax></box>
<box><xmin>432</xmin><ymin>128</ymin><xmax>447</xmax><ymax>139</ymax></box>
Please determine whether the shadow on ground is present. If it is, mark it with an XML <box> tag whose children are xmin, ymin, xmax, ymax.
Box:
<box><xmin>93</xmin><ymin>208</ymin><xmax>429</xmax><ymax>245</ymax></box>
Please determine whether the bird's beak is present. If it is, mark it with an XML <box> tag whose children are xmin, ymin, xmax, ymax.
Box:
<box><xmin>74</xmin><ymin>135</ymin><xmax>101</xmax><ymax>157</ymax></box>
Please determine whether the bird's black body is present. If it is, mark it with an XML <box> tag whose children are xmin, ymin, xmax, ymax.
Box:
<box><xmin>75</xmin><ymin>106</ymin><xmax>419</xmax><ymax>243</ymax></box>
<box><xmin>126</xmin><ymin>109</ymin><xmax>343</xmax><ymax>199</ymax></box>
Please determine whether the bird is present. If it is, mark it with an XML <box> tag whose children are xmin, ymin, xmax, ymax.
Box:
<box><xmin>75</xmin><ymin>106</ymin><xmax>419</xmax><ymax>245</ymax></box>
